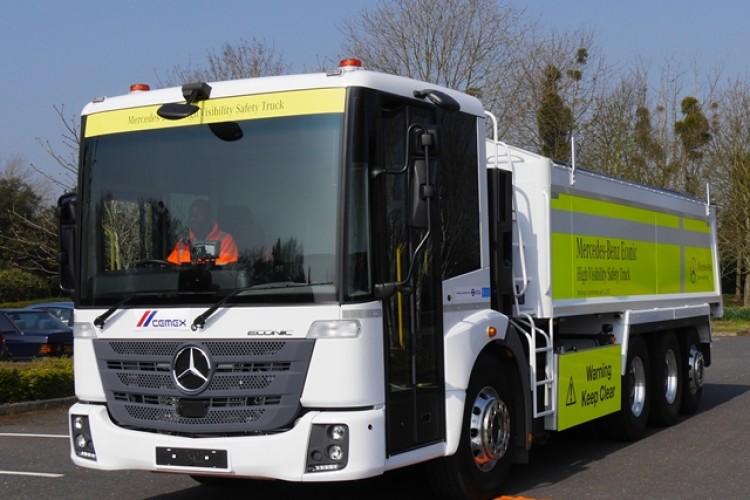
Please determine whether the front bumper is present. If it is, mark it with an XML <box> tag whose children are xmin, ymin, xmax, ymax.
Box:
<box><xmin>69</xmin><ymin>402</ymin><xmax>386</xmax><ymax>482</ymax></box>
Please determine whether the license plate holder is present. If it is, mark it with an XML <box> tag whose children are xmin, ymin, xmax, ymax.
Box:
<box><xmin>156</xmin><ymin>447</ymin><xmax>228</xmax><ymax>469</ymax></box>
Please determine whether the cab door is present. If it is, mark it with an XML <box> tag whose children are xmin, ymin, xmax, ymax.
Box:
<box><xmin>374</xmin><ymin>99</ymin><xmax>445</xmax><ymax>455</ymax></box>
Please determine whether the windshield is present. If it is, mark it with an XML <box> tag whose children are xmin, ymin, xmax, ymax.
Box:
<box><xmin>78</xmin><ymin>110</ymin><xmax>356</xmax><ymax>306</ymax></box>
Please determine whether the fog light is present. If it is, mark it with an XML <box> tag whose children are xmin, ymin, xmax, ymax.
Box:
<box><xmin>306</xmin><ymin>424</ymin><xmax>349</xmax><ymax>472</ymax></box>
<box><xmin>70</xmin><ymin>414</ymin><xmax>96</xmax><ymax>460</ymax></box>
<box><xmin>328</xmin><ymin>445</ymin><xmax>343</xmax><ymax>461</ymax></box>
<box><xmin>329</xmin><ymin>425</ymin><xmax>346</xmax><ymax>441</ymax></box>
<box><xmin>75</xmin><ymin>434</ymin><xmax>87</xmax><ymax>449</ymax></box>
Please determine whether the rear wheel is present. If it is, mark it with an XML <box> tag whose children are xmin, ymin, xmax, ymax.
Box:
<box><xmin>680</xmin><ymin>330</ymin><xmax>705</xmax><ymax>414</ymax></box>
<box><xmin>606</xmin><ymin>336</ymin><xmax>650</xmax><ymax>441</ymax></box>
<box><xmin>426</xmin><ymin>355</ymin><xmax>513</xmax><ymax>500</ymax></box>
<box><xmin>649</xmin><ymin>332</ymin><xmax>682</xmax><ymax>426</ymax></box>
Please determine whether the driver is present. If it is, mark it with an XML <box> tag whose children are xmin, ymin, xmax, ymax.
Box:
<box><xmin>167</xmin><ymin>198</ymin><xmax>238</xmax><ymax>265</ymax></box>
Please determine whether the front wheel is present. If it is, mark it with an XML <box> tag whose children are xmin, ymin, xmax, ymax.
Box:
<box><xmin>426</xmin><ymin>355</ymin><xmax>513</xmax><ymax>500</ymax></box>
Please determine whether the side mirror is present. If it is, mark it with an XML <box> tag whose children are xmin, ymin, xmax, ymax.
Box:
<box><xmin>57</xmin><ymin>192</ymin><xmax>77</xmax><ymax>292</ymax></box>
<box><xmin>410</xmin><ymin>159</ymin><xmax>436</xmax><ymax>229</ymax></box>
<box><xmin>409</xmin><ymin>127</ymin><xmax>439</xmax><ymax>229</ymax></box>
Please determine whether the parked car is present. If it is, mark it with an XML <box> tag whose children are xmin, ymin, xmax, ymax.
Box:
<box><xmin>25</xmin><ymin>301</ymin><xmax>74</xmax><ymax>326</ymax></box>
<box><xmin>0</xmin><ymin>334</ymin><xmax>10</xmax><ymax>361</ymax></box>
<box><xmin>0</xmin><ymin>309</ymin><xmax>73</xmax><ymax>361</ymax></box>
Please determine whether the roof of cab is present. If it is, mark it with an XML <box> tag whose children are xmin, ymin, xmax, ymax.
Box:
<box><xmin>82</xmin><ymin>64</ymin><xmax>486</xmax><ymax>118</ymax></box>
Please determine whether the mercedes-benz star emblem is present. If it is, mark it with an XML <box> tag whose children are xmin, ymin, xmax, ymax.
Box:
<box><xmin>172</xmin><ymin>345</ymin><xmax>212</xmax><ymax>394</ymax></box>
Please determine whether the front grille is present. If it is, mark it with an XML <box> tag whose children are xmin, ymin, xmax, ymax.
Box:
<box><xmin>94</xmin><ymin>339</ymin><xmax>314</xmax><ymax>435</ymax></box>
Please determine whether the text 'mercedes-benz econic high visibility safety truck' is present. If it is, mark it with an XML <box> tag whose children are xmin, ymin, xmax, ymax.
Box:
<box><xmin>58</xmin><ymin>58</ymin><xmax>722</xmax><ymax>499</ymax></box>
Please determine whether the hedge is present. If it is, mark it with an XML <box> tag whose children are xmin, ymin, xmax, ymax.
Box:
<box><xmin>0</xmin><ymin>269</ymin><xmax>49</xmax><ymax>303</ymax></box>
<box><xmin>0</xmin><ymin>357</ymin><xmax>74</xmax><ymax>404</ymax></box>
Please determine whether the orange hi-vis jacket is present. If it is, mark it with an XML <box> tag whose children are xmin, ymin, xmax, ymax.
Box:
<box><xmin>167</xmin><ymin>223</ymin><xmax>239</xmax><ymax>265</ymax></box>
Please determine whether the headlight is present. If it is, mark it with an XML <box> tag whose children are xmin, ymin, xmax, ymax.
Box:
<box><xmin>307</xmin><ymin>320</ymin><xmax>361</xmax><ymax>339</ymax></box>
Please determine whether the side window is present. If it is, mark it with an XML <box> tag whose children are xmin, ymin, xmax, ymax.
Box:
<box><xmin>375</xmin><ymin>101</ymin><xmax>480</xmax><ymax>282</ymax></box>
<box><xmin>0</xmin><ymin>315</ymin><xmax>13</xmax><ymax>331</ymax></box>
<box><xmin>437</xmin><ymin>110</ymin><xmax>480</xmax><ymax>279</ymax></box>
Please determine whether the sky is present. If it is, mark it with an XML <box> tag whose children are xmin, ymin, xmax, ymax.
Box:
<box><xmin>1</xmin><ymin>0</ymin><xmax>748</xmax><ymax>195</ymax></box>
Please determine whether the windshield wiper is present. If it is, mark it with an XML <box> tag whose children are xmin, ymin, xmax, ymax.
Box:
<box><xmin>191</xmin><ymin>281</ymin><xmax>335</xmax><ymax>330</ymax></box>
<box><xmin>191</xmin><ymin>287</ymin><xmax>252</xmax><ymax>331</ymax></box>
<box><xmin>94</xmin><ymin>292</ymin><xmax>174</xmax><ymax>329</ymax></box>
<box><xmin>190</xmin><ymin>281</ymin><xmax>332</xmax><ymax>330</ymax></box>
<box><xmin>249</xmin><ymin>281</ymin><xmax>331</xmax><ymax>290</ymax></box>
<box><xmin>94</xmin><ymin>293</ymin><xmax>138</xmax><ymax>329</ymax></box>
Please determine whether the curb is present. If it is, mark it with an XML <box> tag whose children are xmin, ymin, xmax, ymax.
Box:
<box><xmin>0</xmin><ymin>396</ymin><xmax>77</xmax><ymax>416</ymax></box>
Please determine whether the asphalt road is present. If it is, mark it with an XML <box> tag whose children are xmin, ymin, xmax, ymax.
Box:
<box><xmin>1</xmin><ymin>335</ymin><xmax>748</xmax><ymax>499</ymax></box>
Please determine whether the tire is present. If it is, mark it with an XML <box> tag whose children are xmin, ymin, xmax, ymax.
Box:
<box><xmin>649</xmin><ymin>332</ymin><xmax>682</xmax><ymax>426</ymax></box>
<box><xmin>426</xmin><ymin>355</ymin><xmax>513</xmax><ymax>500</ymax></box>
<box><xmin>606</xmin><ymin>335</ymin><xmax>650</xmax><ymax>441</ymax></box>
<box><xmin>680</xmin><ymin>330</ymin><xmax>705</xmax><ymax>414</ymax></box>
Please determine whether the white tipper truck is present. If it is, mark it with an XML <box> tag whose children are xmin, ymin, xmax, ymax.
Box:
<box><xmin>58</xmin><ymin>58</ymin><xmax>722</xmax><ymax>499</ymax></box>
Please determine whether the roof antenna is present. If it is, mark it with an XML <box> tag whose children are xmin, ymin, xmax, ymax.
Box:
<box><xmin>569</xmin><ymin>134</ymin><xmax>576</xmax><ymax>186</ymax></box>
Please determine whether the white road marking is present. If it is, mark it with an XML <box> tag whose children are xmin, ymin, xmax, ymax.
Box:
<box><xmin>0</xmin><ymin>470</ymin><xmax>64</xmax><ymax>478</ymax></box>
<box><xmin>0</xmin><ymin>433</ymin><xmax>68</xmax><ymax>478</ymax></box>
<box><xmin>0</xmin><ymin>433</ymin><xmax>68</xmax><ymax>438</ymax></box>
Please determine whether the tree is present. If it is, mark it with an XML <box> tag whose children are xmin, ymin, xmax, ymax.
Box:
<box><xmin>576</xmin><ymin>70</ymin><xmax>674</xmax><ymax>186</ymax></box>
<box><xmin>157</xmin><ymin>37</ymin><xmax>289</xmax><ymax>86</ymax></box>
<box><xmin>674</xmin><ymin>96</ymin><xmax>713</xmax><ymax>195</ymax></box>
<box><xmin>709</xmin><ymin>81</ymin><xmax>750</xmax><ymax>305</ymax></box>
<box><xmin>575</xmin><ymin>56</ymin><xmax>722</xmax><ymax>195</ymax></box>
<box><xmin>0</xmin><ymin>159</ymin><xmax>58</xmax><ymax>284</ymax></box>
<box><xmin>505</xmin><ymin>25</ymin><xmax>610</xmax><ymax>153</ymax></box>
<box><xmin>35</xmin><ymin>104</ymin><xmax>79</xmax><ymax>194</ymax></box>
<box><xmin>340</xmin><ymin>0</ymin><xmax>526</xmax><ymax>125</ymax></box>
<box><xmin>0</xmin><ymin>268</ymin><xmax>49</xmax><ymax>302</ymax></box>
<box><xmin>632</xmin><ymin>105</ymin><xmax>670</xmax><ymax>185</ymax></box>
<box><xmin>340</xmin><ymin>1</ymin><xmax>612</xmax><ymax>151</ymax></box>
<box><xmin>676</xmin><ymin>97</ymin><xmax>711</xmax><ymax>157</ymax></box>
<box><xmin>536</xmin><ymin>64</ymin><xmax>574</xmax><ymax>161</ymax></box>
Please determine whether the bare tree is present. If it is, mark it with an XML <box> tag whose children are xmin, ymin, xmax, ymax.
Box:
<box><xmin>340</xmin><ymin>0</ymin><xmax>526</xmax><ymax>123</ymax></box>
<box><xmin>709</xmin><ymin>80</ymin><xmax>750</xmax><ymax>304</ymax></box>
<box><xmin>2</xmin><ymin>205</ymin><xmax>57</xmax><ymax>277</ymax></box>
<box><xmin>341</xmin><ymin>1</ymin><xmax>612</xmax><ymax>153</ymax></box>
<box><xmin>507</xmin><ymin>26</ymin><xmax>612</xmax><ymax>152</ymax></box>
<box><xmin>577</xmin><ymin>71</ymin><xmax>650</xmax><ymax>180</ymax></box>
<box><xmin>34</xmin><ymin>104</ymin><xmax>79</xmax><ymax>194</ymax></box>
<box><xmin>645</xmin><ymin>58</ymin><xmax>721</xmax><ymax>193</ymax></box>
<box><xmin>157</xmin><ymin>37</ymin><xmax>289</xmax><ymax>86</ymax></box>
<box><xmin>0</xmin><ymin>158</ymin><xmax>57</xmax><ymax>277</ymax></box>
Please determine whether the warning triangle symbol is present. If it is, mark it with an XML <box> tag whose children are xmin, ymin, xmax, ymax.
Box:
<box><xmin>565</xmin><ymin>376</ymin><xmax>577</xmax><ymax>406</ymax></box>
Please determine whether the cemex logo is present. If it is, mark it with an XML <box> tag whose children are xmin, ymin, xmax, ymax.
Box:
<box><xmin>136</xmin><ymin>310</ymin><xmax>188</xmax><ymax>329</ymax></box>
